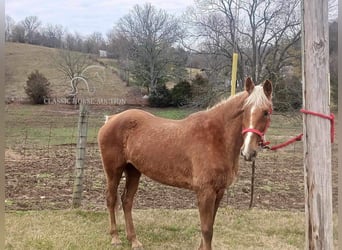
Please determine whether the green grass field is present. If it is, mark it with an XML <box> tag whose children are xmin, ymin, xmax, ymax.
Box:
<box><xmin>8</xmin><ymin>208</ymin><xmax>335</xmax><ymax>250</ymax></box>
<box><xmin>5</xmin><ymin>105</ymin><xmax>338</xmax><ymax>249</ymax></box>
<box><xmin>5</xmin><ymin>105</ymin><xmax>196</xmax><ymax>146</ymax></box>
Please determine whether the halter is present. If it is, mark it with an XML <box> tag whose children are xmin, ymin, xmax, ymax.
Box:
<box><xmin>241</xmin><ymin>109</ymin><xmax>272</xmax><ymax>149</ymax></box>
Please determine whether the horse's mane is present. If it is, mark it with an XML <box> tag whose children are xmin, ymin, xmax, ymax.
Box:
<box><xmin>207</xmin><ymin>84</ymin><xmax>272</xmax><ymax>113</ymax></box>
<box><xmin>243</xmin><ymin>85</ymin><xmax>272</xmax><ymax>109</ymax></box>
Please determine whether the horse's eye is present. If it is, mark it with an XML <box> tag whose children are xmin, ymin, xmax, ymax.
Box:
<box><xmin>263</xmin><ymin>111</ymin><xmax>269</xmax><ymax>117</ymax></box>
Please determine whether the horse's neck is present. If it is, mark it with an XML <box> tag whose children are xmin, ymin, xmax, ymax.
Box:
<box><xmin>208</xmin><ymin>92</ymin><xmax>246</xmax><ymax>127</ymax></box>
<box><xmin>206</xmin><ymin>93</ymin><xmax>246</xmax><ymax>162</ymax></box>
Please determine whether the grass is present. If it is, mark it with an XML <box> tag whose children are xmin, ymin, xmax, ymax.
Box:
<box><xmin>7</xmin><ymin>208</ymin><xmax>333</xmax><ymax>250</ymax></box>
<box><xmin>151</xmin><ymin>107</ymin><xmax>195</xmax><ymax>120</ymax></box>
<box><xmin>5</xmin><ymin>42</ymin><xmax>128</xmax><ymax>100</ymax></box>
<box><xmin>5</xmin><ymin>105</ymin><xmax>196</xmax><ymax>147</ymax></box>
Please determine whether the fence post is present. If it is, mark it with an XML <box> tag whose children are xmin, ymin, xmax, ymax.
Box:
<box><xmin>302</xmin><ymin>0</ymin><xmax>333</xmax><ymax>248</ymax></box>
<box><xmin>72</xmin><ymin>104</ymin><xmax>89</xmax><ymax>208</ymax></box>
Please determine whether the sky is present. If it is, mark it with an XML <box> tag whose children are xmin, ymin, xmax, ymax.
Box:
<box><xmin>5</xmin><ymin>0</ymin><xmax>195</xmax><ymax>37</ymax></box>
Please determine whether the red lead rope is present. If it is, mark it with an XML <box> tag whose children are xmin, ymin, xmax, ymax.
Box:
<box><xmin>300</xmin><ymin>109</ymin><xmax>335</xmax><ymax>144</ymax></box>
<box><xmin>269</xmin><ymin>109</ymin><xmax>335</xmax><ymax>150</ymax></box>
<box><xmin>270</xmin><ymin>134</ymin><xmax>303</xmax><ymax>150</ymax></box>
<box><xmin>242</xmin><ymin>109</ymin><xmax>335</xmax><ymax>151</ymax></box>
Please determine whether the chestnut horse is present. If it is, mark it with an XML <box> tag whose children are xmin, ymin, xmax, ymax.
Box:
<box><xmin>98</xmin><ymin>77</ymin><xmax>273</xmax><ymax>250</ymax></box>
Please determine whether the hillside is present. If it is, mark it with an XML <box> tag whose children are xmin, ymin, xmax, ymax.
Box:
<box><xmin>5</xmin><ymin>42</ymin><xmax>130</xmax><ymax>102</ymax></box>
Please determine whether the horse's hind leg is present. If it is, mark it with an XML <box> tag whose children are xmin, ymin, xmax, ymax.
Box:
<box><xmin>121</xmin><ymin>164</ymin><xmax>143</xmax><ymax>249</ymax></box>
<box><xmin>102</xmin><ymin>156</ymin><xmax>124</xmax><ymax>246</ymax></box>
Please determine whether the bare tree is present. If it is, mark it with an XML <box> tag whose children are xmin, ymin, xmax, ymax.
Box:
<box><xmin>184</xmin><ymin>0</ymin><xmax>301</xmax><ymax>84</ymax></box>
<box><xmin>5</xmin><ymin>15</ymin><xmax>15</xmax><ymax>41</ymax></box>
<box><xmin>107</xmin><ymin>29</ymin><xmax>132</xmax><ymax>84</ymax></box>
<box><xmin>183</xmin><ymin>2</ymin><xmax>242</xmax><ymax>85</ymax></box>
<box><xmin>116</xmin><ymin>3</ymin><xmax>185</xmax><ymax>93</ymax></box>
<box><xmin>83</xmin><ymin>32</ymin><xmax>106</xmax><ymax>54</ymax></box>
<box><xmin>63</xmin><ymin>32</ymin><xmax>84</xmax><ymax>52</ymax></box>
<box><xmin>41</xmin><ymin>24</ymin><xmax>65</xmax><ymax>48</ymax></box>
<box><xmin>54</xmin><ymin>49</ymin><xmax>95</xmax><ymax>101</ymax></box>
<box><xmin>11</xmin><ymin>23</ymin><xmax>26</xmax><ymax>43</ymax></box>
<box><xmin>21</xmin><ymin>16</ymin><xmax>41</xmax><ymax>43</ymax></box>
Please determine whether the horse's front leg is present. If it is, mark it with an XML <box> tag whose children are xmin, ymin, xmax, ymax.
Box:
<box><xmin>196</xmin><ymin>188</ymin><xmax>217</xmax><ymax>250</ymax></box>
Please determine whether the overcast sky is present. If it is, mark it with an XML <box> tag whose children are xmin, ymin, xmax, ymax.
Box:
<box><xmin>5</xmin><ymin>0</ymin><xmax>195</xmax><ymax>37</ymax></box>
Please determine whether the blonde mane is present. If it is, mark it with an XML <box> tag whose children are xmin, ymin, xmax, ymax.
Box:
<box><xmin>243</xmin><ymin>85</ymin><xmax>272</xmax><ymax>109</ymax></box>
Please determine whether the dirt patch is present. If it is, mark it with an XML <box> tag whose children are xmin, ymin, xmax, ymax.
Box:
<box><xmin>5</xmin><ymin>142</ymin><xmax>338</xmax><ymax>212</ymax></box>
<box><xmin>5</xmin><ymin>149</ymin><xmax>22</xmax><ymax>161</ymax></box>
<box><xmin>5</xmin><ymin>105</ymin><xmax>339</xmax><ymax>212</ymax></box>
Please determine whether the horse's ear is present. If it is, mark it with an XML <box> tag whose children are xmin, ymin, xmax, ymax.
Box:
<box><xmin>263</xmin><ymin>79</ymin><xmax>272</xmax><ymax>99</ymax></box>
<box><xmin>245</xmin><ymin>77</ymin><xmax>254</xmax><ymax>94</ymax></box>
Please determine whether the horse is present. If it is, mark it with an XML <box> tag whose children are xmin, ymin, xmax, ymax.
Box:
<box><xmin>98</xmin><ymin>77</ymin><xmax>273</xmax><ymax>250</ymax></box>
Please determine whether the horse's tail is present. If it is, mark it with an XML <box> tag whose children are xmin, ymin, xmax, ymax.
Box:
<box><xmin>114</xmin><ymin>173</ymin><xmax>126</xmax><ymax>213</ymax></box>
<box><xmin>104</xmin><ymin>115</ymin><xmax>109</xmax><ymax>123</ymax></box>
<box><xmin>114</xmin><ymin>190</ymin><xmax>122</xmax><ymax>213</ymax></box>
<box><xmin>104</xmin><ymin>115</ymin><xmax>112</xmax><ymax>124</ymax></box>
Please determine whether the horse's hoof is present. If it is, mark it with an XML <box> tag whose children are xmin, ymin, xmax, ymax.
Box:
<box><xmin>111</xmin><ymin>238</ymin><xmax>122</xmax><ymax>247</ymax></box>
<box><xmin>132</xmin><ymin>240</ymin><xmax>143</xmax><ymax>250</ymax></box>
<box><xmin>132</xmin><ymin>247</ymin><xmax>144</xmax><ymax>250</ymax></box>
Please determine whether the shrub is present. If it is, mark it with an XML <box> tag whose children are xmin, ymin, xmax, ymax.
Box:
<box><xmin>273</xmin><ymin>76</ymin><xmax>302</xmax><ymax>112</ymax></box>
<box><xmin>190</xmin><ymin>74</ymin><xmax>213</xmax><ymax>107</ymax></box>
<box><xmin>171</xmin><ymin>80</ymin><xmax>192</xmax><ymax>106</ymax></box>
<box><xmin>25</xmin><ymin>70</ymin><xmax>51</xmax><ymax>104</ymax></box>
<box><xmin>148</xmin><ymin>84</ymin><xmax>172</xmax><ymax>107</ymax></box>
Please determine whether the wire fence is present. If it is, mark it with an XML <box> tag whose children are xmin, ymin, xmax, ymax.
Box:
<box><xmin>4</xmin><ymin>105</ymin><xmax>338</xmax><ymax>212</ymax></box>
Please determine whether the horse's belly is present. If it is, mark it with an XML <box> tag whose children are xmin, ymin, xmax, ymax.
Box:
<box><xmin>127</xmin><ymin>152</ymin><xmax>194</xmax><ymax>190</ymax></box>
<box><xmin>145</xmin><ymin>172</ymin><xmax>193</xmax><ymax>190</ymax></box>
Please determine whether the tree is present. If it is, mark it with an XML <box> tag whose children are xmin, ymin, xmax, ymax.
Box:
<box><xmin>83</xmin><ymin>32</ymin><xmax>106</xmax><ymax>54</ymax></box>
<box><xmin>41</xmin><ymin>24</ymin><xmax>64</xmax><ymax>48</ymax></box>
<box><xmin>116</xmin><ymin>3</ymin><xmax>185</xmax><ymax>93</ymax></box>
<box><xmin>54</xmin><ymin>49</ymin><xmax>95</xmax><ymax>102</ymax></box>
<box><xmin>184</xmin><ymin>0</ymin><xmax>301</xmax><ymax>84</ymax></box>
<box><xmin>5</xmin><ymin>15</ymin><xmax>15</xmax><ymax>41</ymax></box>
<box><xmin>11</xmin><ymin>23</ymin><xmax>26</xmax><ymax>43</ymax></box>
<box><xmin>63</xmin><ymin>32</ymin><xmax>84</xmax><ymax>52</ymax></box>
<box><xmin>21</xmin><ymin>16</ymin><xmax>41</xmax><ymax>44</ymax></box>
<box><xmin>106</xmin><ymin>30</ymin><xmax>132</xmax><ymax>84</ymax></box>
<box><xmin>25</xmin><ymin>70</ymin><xmax>51</xmax><ymax>104</ymax></box>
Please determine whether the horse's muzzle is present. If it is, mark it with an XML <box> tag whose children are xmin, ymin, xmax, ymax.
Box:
<box><xmin>240</xmin><ymin>149</ymin><xmax>257</xmax><ymax>161</ymax></box>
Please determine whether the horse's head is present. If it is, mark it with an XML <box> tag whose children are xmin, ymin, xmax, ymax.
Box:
<box><xmin>240</xmin><ymin>77</ymin><xmax>273</xmax><ymax>161</ymax></box>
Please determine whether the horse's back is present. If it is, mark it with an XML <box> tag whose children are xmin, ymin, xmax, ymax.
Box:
<box><xmin>98</xmin><ymin>109</ymin><xmax>153</xmax><ymax>144</ymax></box>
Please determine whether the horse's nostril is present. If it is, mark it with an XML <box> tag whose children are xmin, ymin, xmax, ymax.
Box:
<box><xmin>252</xmin><ymin>150</ymin><xmax>257</xmax><ymax>158</ymax></box>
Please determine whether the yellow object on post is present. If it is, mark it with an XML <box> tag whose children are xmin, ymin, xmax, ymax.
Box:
<box><xmin>230</xmin><ymin>53</ymin><xmax>238</xmax><ymax>96</ymax></box>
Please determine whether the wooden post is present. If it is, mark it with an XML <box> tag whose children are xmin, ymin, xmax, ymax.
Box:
<box><xmin>302</xmin><ymin>0</ymin><xmax>333</xmax><ymax>249</ymax></box>
<box><xmin>230</xmin><ymin>53</ymin><xmax>238</xmax><ymax>96</ymax></box>
<box><xmin>72</xmin><ymin>104</ymin><xmax>89</xmax><ymax>208</ymax></box>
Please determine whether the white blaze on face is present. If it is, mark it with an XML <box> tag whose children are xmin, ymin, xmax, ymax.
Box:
<box><xmin>241</xmin><ymin>106</ymin><xmax>256</xmax><ymax>159</ymax></box>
